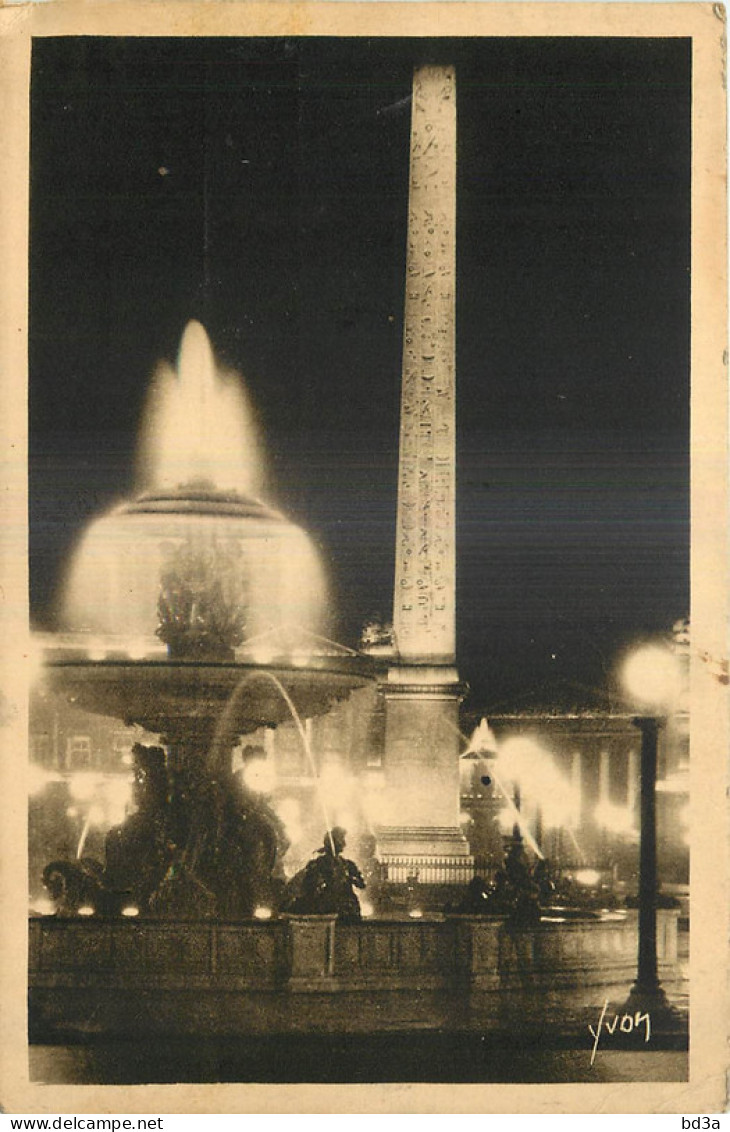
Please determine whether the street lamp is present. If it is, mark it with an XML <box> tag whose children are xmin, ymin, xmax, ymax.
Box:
<box><xmin>621</xmin><ymin>642</ymin><xmax>680</xmax><ymax>1016</ymax></box>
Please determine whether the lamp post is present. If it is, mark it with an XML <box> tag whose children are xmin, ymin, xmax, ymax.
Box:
<box><xmin>629</xmin><ymin>714</ymin><xmax>666</xmax><ymax>1008</ymax></box>
<box><xmin>512</xmin><ymin>781</ymin><xmax>522</xmax><ymax>844</ymax></box>
<box><xmin>621</xmin><ymin>644</ymin><xmax>680</xmax><ymax>1015</ymax></box>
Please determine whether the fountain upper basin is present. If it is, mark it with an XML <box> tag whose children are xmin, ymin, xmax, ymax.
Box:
<box><xmin>61</xmin><ymin>481</ymin><xmax>329</xmax><ymax>648</ymax></box>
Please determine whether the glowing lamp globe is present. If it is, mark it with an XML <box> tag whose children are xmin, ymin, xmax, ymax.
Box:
<box><xmin>622</xmin><ymin>645</ymin><xmax>680</xmax><ymax>711</ymax></box>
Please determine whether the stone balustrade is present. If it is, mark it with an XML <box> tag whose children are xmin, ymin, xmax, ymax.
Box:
<box><xmin>381</xmin><ymin>856</ymin><xmax>476</xmax><ymax>884</ymax></box>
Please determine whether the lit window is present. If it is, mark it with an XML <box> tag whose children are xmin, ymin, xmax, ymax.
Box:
<box><xmin>67</xmin><ymin>735</ymin><xmax>92</xmax><ymax>768</ymax></box>
<box><xmin>30</xmin><ymin>732</ymin><xmax>51</xmax><ymax>766</ymax></box>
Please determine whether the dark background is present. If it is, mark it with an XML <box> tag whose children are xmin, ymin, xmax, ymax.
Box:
<box><xmin>29</xmin><ymin>36</ymin><xmax>691</xmax><ymax>709</ymax></box>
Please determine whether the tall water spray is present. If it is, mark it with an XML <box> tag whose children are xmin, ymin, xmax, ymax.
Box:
<box><xmin>61</xmin><ymin>322</ymin><xmax>328</xmax><ymax>649</ymax></box>
<box><xmin>137</xmin><ymin>320</ymin><xmax>264</xmax><ymax>497</ymax></box>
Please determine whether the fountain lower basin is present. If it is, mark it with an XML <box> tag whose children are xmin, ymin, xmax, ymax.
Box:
<box><xmin>29</xmin><ymin>910</ymin><xmax>682</xmax><ymax>1040</ymax></box>
<box><xmin>42</xmin><ymin>653</ymin><xmax>373</xmax><ymax>737</ymax></box>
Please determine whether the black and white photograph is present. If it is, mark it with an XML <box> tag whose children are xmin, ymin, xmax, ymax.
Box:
<box><xmin>2</xmin><ymin>2</ymin><xmax>727</xmax><ymax>1112</ymax></box>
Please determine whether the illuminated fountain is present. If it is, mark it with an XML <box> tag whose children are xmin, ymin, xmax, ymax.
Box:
<box><xmin>61</xmin><ymin>320</ymin><xmax>324</xmax><ymax>654</ymax></box>
<box><xmin>38</xmin><ymin>321</ymin><xmax>372</xmax><ymax>917</ymax></box>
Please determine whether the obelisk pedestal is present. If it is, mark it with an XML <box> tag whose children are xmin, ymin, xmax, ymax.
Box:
<box><xmin>375</xmin><ymin>65</ymin><xmax>472</xmax><ymax>885</ymax></box>
<box><xmin>376</xmin><ymin>674</ymin><xmax>470</xmax><ymax>877</ymax></box>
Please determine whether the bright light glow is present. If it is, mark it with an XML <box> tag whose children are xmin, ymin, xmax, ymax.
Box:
<box><xmin>87</xmin><ymin>805</ymin><xmax>105</xmax><ymax>826</ymax></box>
<box><xmin>556</xmin><ymin>797</ymin><xmax>580</xmax><ymax>828</ymax></box>
<box><xmin>318</xmin><ymin>764</ymin><xmax>355</xmax><ymax>811</ymax></box>
<box><xmin>242</xmin><ymin>757</ymin><xmax>276</xmax><ymax>794</ymax></box>
<box><xmin>103</xmin><ymin>776</ymin><xmax>134</xmax><ymax>825</ymax></box>
<box><xmin>254</xmin><ymin>906</ymin><xmax>272</xmax><ymax>920</ymax></box>
<box><xmin>30</xmin><ymin>895</ymin><xmax>55</xmax><ymax>916</ymax></box>
<box><xmin>622</xmin><ymin>645</ymin><xmax>680</xmax><ymax>709</ymax></box>
<box><xmin>126</xmin><ymin>639</ymin><xmax>149</xmax><ymax>661</ymax></box>
<box><xmin>464</xmin><ymin>717</ymin><xmax>498</xmax><ymax>758</ymax></box>
<box><xmin>594</xmin><ymin>801</ymin><xmax>635</xmax><ymax>834</ymax></box>
<box><xmin>574</xmin><ymin>868</ymin><xmax>602</xmax><ymax>887</ymax></box>
<box><xmin>319</xmin><ymin>763</ymin><xmax>349</xmax><ymax>789</ymax></box>
<box><xmin>283</xmin><ymin>821</ymin><xmax>303</xmax><ymax>845</ymax></box>
<box><xmin>66</xmin><ymin>806</ymin><xmax>78</xmax><ymax>818</ymax></box>
<box><xmin>656</xmin><ymin>770</ymin><xmax>690</xmax><ymax>795</ymax></box>
<box><xmin>277</xmin><ymin>798</ymin><xmax>300</xmax><ymax>825</ymax></box>
<box><xmin>26</xmin><ymin>637</ymin><xmax>46</xmax><ymax>685</ymax></box>
<box><xmin>494</xmin><ymin>736</ymin><xmax>577</xmax><ymax>830</ymax></box>
<box><xmin>69</xmin><ymin>773</ymin><xmax>102</xmax><ymax>801</ymax></box>
<box><xmin>500</xmin><ymin>737</ymin><xmax>560</xmax><ymax>791</ymax></box>
<box><xmin>542</xmin><ymin>784</ymin><xmax>581</xmax><ymax>830</ymax></box>
<box><xmin>361</xmin><ymin>771</ymin><xmax>387</xmax><ymax>825</ymax></box>
<box><xmin>275</xmin><ymin>797</ymin><xmax>303</xmax><ymax>844</ymax></box>
<box><xmin>409</xmin><ymin>909</ymin><xmax>424</xmax><ymax>919</ymax></box>
<box><xmin>497</xmin><ymin>807</ymin><xmax>515</xmax><ymax>834</ymax></box>
<box><xmin>360</xmin><ymin>900</ymin><xmax>374</xmax><ymax>918</ymax></box>
<box><xmin>362</xmin><ymin>790</ymin><xmax>390</xmax><ymax>827</ymax></box>
<box><xmin>77</xmin><ymin>905</ymin><xmax>95</xmax><ymax>916</ymax></box>
<box><xmin>459</xmin><ymin>810</ymin><xmax>472</xmax><ymax>826</ymax></box>
<box><xmin>121</xmin><ymin>752</ymin><xmax>134</xmax><ymax>766</ymax></box>
<box><xmin>282</xmin><ymin>856</ymin><xmax>305</xmax><ymax>880</ymax></box>
<box><xmin>122</xmin><ymin>905</ymin><xmax>139</xmax><ymax>917</ymax></box>
<box><xmin>28</xmin><ymin>765</ymin><xmax>61</xmax><ymax>796</ymax></box>
<box><xmin>331</xmin><ymin>811</ymin><xmax>356</xmax><ymax>835</ymax></box>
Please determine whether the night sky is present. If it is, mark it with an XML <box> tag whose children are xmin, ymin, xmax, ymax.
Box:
<box><xmin>29</xmin><ymin>36</ymin><xmax>691</xmax><ymax>708</ymax></box>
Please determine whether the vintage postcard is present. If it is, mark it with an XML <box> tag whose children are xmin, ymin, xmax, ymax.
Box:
<box><xmin>0</xmin><ymin>0</ymin><xmax>727</xmax><ymax>1115</ymax></box>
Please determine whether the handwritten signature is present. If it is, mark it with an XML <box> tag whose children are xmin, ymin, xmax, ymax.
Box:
<box><xmin>589</xmin><ymin>1000</ymin><xmax>651</xmax><ymax>1065</ymax></box>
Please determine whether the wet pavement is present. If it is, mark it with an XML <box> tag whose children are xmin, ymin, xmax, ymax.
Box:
<box><xmin>29</xmin><ymin>971</ymin><xmax>688</xmax><ymax>1085</ymax></box>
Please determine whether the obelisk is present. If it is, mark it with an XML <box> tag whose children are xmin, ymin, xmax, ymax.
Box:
<box><xmin>375</xmin><ymin>64</ymin><xmax>471</xmax><ymax>881</ymax></box>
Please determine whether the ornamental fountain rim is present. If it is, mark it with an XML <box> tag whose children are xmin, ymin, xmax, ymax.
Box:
<box><xmin>120</xmin><ymin>481</ymin><xmax>290</xmax><ymax>524</ymax></box>
<box><xmin>39</xmin><ymin>657</ymin><xmax>375</xmax><ymax>738</ymax></box>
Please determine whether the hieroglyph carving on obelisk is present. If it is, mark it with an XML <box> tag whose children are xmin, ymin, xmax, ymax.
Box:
<box><xmin>393</xmin><ymin>64</ymin><xmax>456</xmax><ymax>667</ymax></box>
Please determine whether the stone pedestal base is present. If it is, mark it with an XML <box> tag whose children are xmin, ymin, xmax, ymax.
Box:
<box><xmin>375</xmin><ymin>668</ymin><xmax>471</xmax><ymax>882</ymax></box>
<box><xmin>285</xmin><ymin>914</ymin><xmax>337</xmax><ymax>990</ymax></box>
